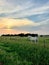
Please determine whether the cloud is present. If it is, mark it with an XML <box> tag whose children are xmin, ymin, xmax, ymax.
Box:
<box><xmin>0</xmin><ymin>18</ymin><xmax>49</xmax><ymax>35</ymax></box>
<box><xmin>0</xmin><ymin>0</ymin><xmax>34</xmax><ymax>13</ymax></box>
<box><xmin>0</xmin><ymin>18</ymin><xmax>40</xmax><ymax>29</ymax></box>
<box><xmin>0</xmin><ymin>0</ymin><xmax>49</xmax><ymax>18</ymax></box>
<box><xmin>0</xmin><ymin>0</ymin><xmax>49</xmax><ymax>35</ymax></box>
<box><xmin>0</xmin><ymin>29</ymin><xmax>29</xmax><ymax>34</ymax></box>
<box><xmin>11</xmin><ymin>18</ymin><xmax>49</xmax><ymax>35</ymax></box>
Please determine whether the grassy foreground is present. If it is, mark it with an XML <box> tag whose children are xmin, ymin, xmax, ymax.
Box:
<box><xmin>0</xmin><ymin>36</ymin><xmax>49</xmax><ymax>65</ymax></box>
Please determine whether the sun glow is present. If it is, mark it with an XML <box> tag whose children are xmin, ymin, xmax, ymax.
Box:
<box><xmin>5</xmin><ymin>21</ymin><xmax>14</xmax><ymax>29</ymax></box>
<box><xmin>0</xmin><ymin>18</ymin><xmax>14</xmax><ymax>29</ymax></box>
<box><xmin>0</xmin><ymin>18</ymin><xmax>40</xmax><ymax>34</ymax></box>
<box><xmin>0</xmin><ymin>18</ymin><xmax>39</xmax><ymax>29</ymax></box>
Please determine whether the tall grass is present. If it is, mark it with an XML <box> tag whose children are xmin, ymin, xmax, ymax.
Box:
<box><xmin>0</xmin><ymin>36</ymin><xmax>49</xmax><ymax>65</ymax></box>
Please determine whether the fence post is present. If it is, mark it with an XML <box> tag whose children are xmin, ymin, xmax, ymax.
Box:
<box><xmin>43</xmin><ymin>36</ymin><xmax>46</xmax><ymax>48</ymax></box>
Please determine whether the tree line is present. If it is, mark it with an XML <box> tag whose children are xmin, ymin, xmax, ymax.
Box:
<box><xmin>1</xmin><ymin>33</ymin><xmax>38</xmax><ymax>37</ymax></box>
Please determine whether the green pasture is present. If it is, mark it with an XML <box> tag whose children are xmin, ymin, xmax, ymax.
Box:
<box><xmin>0</xmin><ymin>36</ymin><xmax>49</xmax><ymax>65</ymax></box>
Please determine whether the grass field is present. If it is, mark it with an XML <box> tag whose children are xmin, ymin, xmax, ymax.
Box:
<box><xmin>0</xmin><ymin>36</ymin><xmax>49</xmax><ymax>65</ymax></box>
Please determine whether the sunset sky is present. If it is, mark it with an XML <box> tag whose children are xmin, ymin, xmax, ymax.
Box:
<box><xmin>0</xmin><ymin>0</ymin><xmax>49</xmax><ymax>35</ymax></box>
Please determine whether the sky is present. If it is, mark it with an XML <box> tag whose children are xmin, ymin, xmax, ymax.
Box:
<box><xmin>0</xmin><ymin>0</ymin><xmax>49</xmax><ymax>35</ymax></box>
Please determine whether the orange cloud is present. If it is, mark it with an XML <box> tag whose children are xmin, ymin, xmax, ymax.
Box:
<box><xmin>0</xmin><ymin>18</ymin><xmax>39</xmax><ymax>29</ymax></box>
<box><xmin>0</xmin><ymin>29</ymin><xmax>29</xmax><ymax>35</ymax></box>
<box><xmin>0</xmin><ymin>18</ymin><xmax>40</xmax><ymax>34</ymax></box>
